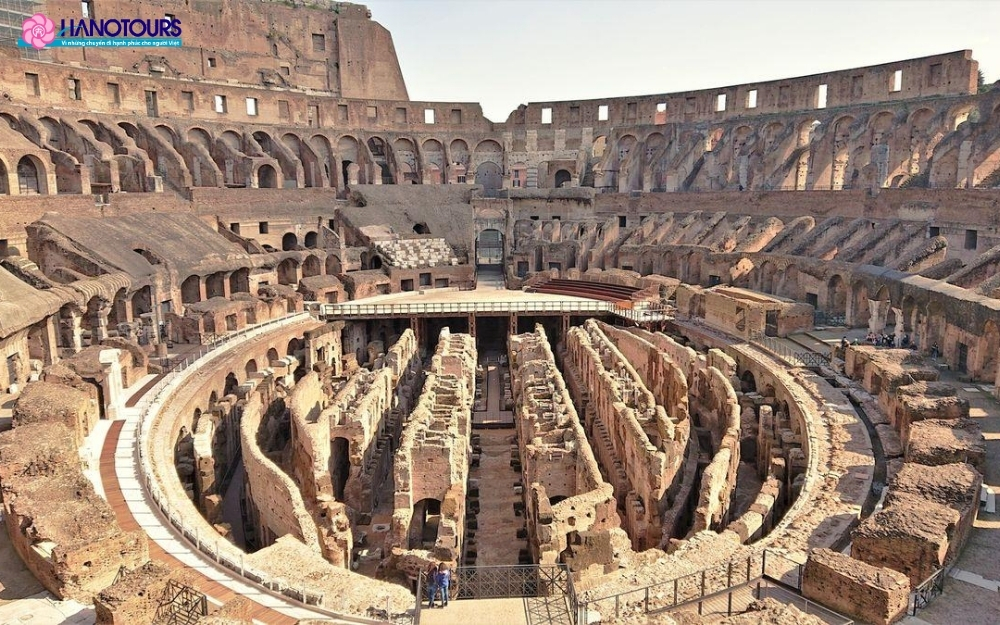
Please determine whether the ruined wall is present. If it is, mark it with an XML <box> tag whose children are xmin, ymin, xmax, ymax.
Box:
<box><xmin>508</xmin><ymin>325</ymin><xmax>625</xmax><ymax>578</ymax></box>
<box><xmin>240</xmin><ymin>391</ymin><xmax>321</xmax><ymax>551</ymax></box>
<box><xmin>387</xmin><ymin>328</ymin><xmax>476</xmax><ymax>565</ymax></box>
<box><xmin>563</xmin><ymin>319</ymin><xmax>675</xmax><ymax>549</ymax></box>
<box><xmin>802</xmin><ymin>548</ymin><xmax>910</xmax><ymax>625</ymax></box>
<box><xmin>0</xmin><ymin>421</ymin><xmax>148</xmax><ymax>602</ymax></box>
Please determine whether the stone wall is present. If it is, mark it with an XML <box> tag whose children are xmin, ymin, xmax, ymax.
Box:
<box><xmin>802</xmin><ymin>548</ymin><xmax>909</xmax><ymax>625</ymax></box>
<box><xmin>240</xmin><ymin>391</ymin><xmax>321</xmax><ymax>551</ymax></box>
<box><xmin>0</xmin><ymin>421</ymin><xmax>148</xmax><ymax>602</ymax></box>
<box><xmin>563</xmin><ymin>319</ymin><xmax>674</xmax><ymax>549</ymax></box>
<box><xmin>387</xmin><ymin>328</ymin><xmax>476</xmax><ymax>566</ymax></box>
<box><xmin>508</xmin><ymin>325</ymin><xmax>626</xmax><ymax>579</ymax></box>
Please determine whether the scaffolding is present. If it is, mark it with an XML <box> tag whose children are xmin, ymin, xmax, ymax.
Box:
<box><xmin>0</xmin><ymin>1</ymin><xmax>45</xmax><ymax>60</ymax></box>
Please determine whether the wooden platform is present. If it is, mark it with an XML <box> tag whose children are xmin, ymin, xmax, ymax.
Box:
<box><xmin>473</xmin><ymin>361</ymin><xmax>513</xmax><ymax>428</ymax></box>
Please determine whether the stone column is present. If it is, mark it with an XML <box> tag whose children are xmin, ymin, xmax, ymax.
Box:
<box><xmin>65</xmin><ymin>309</ymin><xmax>84</xmax><ymax>352</ymax></box>
<box><xmin>99</xmin><ymin>349</ymin><xmax>124</xmax><ymax>420</ymax></box>
<box><xmin>40</xmin><ymin>315</ymin><xmax>59</xmax><ymax>365</ymax></box>
<box><xmin>94</xmin><ymin>303</ymin><xmax>110</xmax><ymax>342</ymax></box>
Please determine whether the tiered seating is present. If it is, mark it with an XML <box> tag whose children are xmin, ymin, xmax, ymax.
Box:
<box><xmin>527</xmin><ymin>278</ymin><xmax>641</xmax><ymax>303</ymax></box>
<box><xmin>374</xmin><ymin>238</ymin><xmax>458</xmax><ymax>268</ymax></box>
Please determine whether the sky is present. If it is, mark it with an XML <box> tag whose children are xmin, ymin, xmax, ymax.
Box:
<box><xmin>363</xmin><ymin>0</ymin><xmax>1000</xmax><ymax>123</ymax></box>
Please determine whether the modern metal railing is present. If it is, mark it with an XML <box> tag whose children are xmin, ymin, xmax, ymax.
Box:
<box><xmin>317</xmin><ymin>300</ymin><xmax>673</xmax><ymax>323</ymax></box>
<box><xmin>575</xmin><ymin>549</ymin><xmax>810</xmax><ymax>621</ymax></box>
<box><xmin>132</xmin><ymin>312</ymin><xmax>334</xmax><ymax>610</ymax></box>
<box><xmin>909</xmin><ymin>565</ymin><xmax>951</xmax><ymax>616</ymax></box>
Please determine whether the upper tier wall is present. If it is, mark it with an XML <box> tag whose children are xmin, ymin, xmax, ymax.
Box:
<box><xmin>506</xmin><ymin>51</ymin><xmax>977</xmax><ymax>127</ymax></box>
<box><xmin>5</xmin><ymin>0</ymin><xmax>406</xmax><ymax>100</ymax></box>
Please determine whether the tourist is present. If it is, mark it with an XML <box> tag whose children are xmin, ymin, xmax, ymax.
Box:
<box><xmin>435</xmin><ymin>563</ymin><xmax>452</xmax><ymax>607</ymax></box>
<box><xmin>425</xmin><ymin>562</ymin><xmax>439</xmax><ymax>608</ymax></box>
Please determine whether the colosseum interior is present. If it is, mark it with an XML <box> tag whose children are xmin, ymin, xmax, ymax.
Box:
<box><xmin>0</xmin><ymin>1</ymin><xmax>997</xmax><ymax>624</ymax></box>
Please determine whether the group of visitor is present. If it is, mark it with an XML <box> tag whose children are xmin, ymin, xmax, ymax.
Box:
<box><xmin>425</xmin><ymin>562</ymin><xmax>453</xmax><ymax>608</ymax></box>
<box><xmin>864</xmin><ymin>331</ymin><xmax>910</xmax><ymax>348</ymax></box>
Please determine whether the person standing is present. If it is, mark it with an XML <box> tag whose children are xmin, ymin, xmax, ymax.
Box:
<box><xmin>435</xmin><ymin>563</ymin><xmax>452</xmax><ymax>607</ymax></box>
<box><xmin>425</xmin><ymin>562</ymin><xmax>439</xmax><ymax>608</ymax></box>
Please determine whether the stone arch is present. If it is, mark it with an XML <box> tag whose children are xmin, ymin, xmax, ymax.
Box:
<box><xmin>224</xmin><ymin>372</ymin><xmax>239</xmax><ymax>397</ymax></box>
<box><xmin>256</xmin><ymin>163</ymin><xmax>277</xmax><ymax>188</ymax></box>
<box><xmin>976</xmin><ymin>319</ymin><xmax>1000</xmax><ymax>383</ymax></box>
<box><xmin>304</xmin><ymin>231</ymin><xmax>318</xmax><ymax>249</ymax></box>
<box><xmin>592</xmin><ymin>135</ymin><xmax>607</xmax><ymax>158</ymax></box>
<box><xmin>307</xmin><ymin>133</ymin><xmax>333</xmax><ymax>186</ymax></box>
<box><xmin>286</xmin><ymin>337</ymin><xmax>302</xmax><ymax>358</ymax></box>
<box><xmin>325</xmin><ymin>254</ymin><xmax>342</xmax><ymax>275</ymax></box>
<box><xmin>826</xmin><ymin>274</ymin><xmax>847</xmax><ymax>315</ymax></box>
<box><xmin>475</xmin><ymin>161</ymin><xmax>502</xmax><ymax>191</ymax></box>
<box><xmin>16</xmin><ymin>155</ymin><xmax>45</xmax><ymax>194</ymax></box>
<box><xmin>337</xmin><ymin>135</ymin><xmax>359</xmax><ymax>185</ymax></box>
<box><xmin>282</xmin><ymin>232</ymin><xmax>298</xmax><ymax>251</ymax></box>
<box><xmin>0</xmin><ymin>155</ymin><xmax>8</xmax><ymax>194</ymax></box>
<box><xmin>266</xmin><ymin>348</ymin><xmax>279</xmax><ymax>364</ymax></box>
<box><xmin>205</xmin><ymin>272</ymin><xmax>225</xmax><ymax>299</ymax></box>
<box><xmin>187</xmin><ymin>127</ymin><xmax>213</xmax><ymax>149</ymax></box>
<box><xmin>474</xmin><ymin>139</ymin><xmax>503</xmax><ymax>155</ymax></box>
<box><xmin>758</xmin><ymin>260</ymin><xmax>777</xmax><ymax>294</ymax></box>
<box><xmin>900</xmin><ymin>295</ymin><xmax>917</xmax><ymax>333</ymax></box>
<box><xmin>245</xmin><ymin>358</ymin><xmax>258</xmax><ymax>378</ymax></box>
<box><xmin>229</xmin><ymin>268</ymin><xmax>249</xmax><ymax>294</ymax></box>
<box><xmin>302</xmin><ymin>255</ymin><xmax>321</xmax><ymax>278</ymax></box>
<box><xmin>554</xmin><ymin>169</ymin><xmax>572</xmax><ymax>188</ymax></box>
<box><xmin>421</xmin><ymin>139</ymin><xmax>445</xmax><ymax>183</ymax></box>
<box><xmin>778</xmin><ymin>264</ymin><xmax>798</xmax><ymax>300</ymax></box>
<box><xmin>181</xmin><ymin>275</ymin><xmax>201</xmax><ymax>304</ymax></box>
<box><xmin>130</xmin><ymin>285</ymin><xmax>152</xmax><ymax>319</ymax></box>
<box><xmin>220</xmin><ymin>130</ymin><xmax>243</xmax><ymax>151</ymax></box>
<box><xmin>740</xmin><ymin>370</ymin><xmax>757</xmax><ymax>393</ymax></box>
<box><xmin>330</xmin><ymin>436</ymin><xmax>350</xmax><ymax>500</ymax></box>
<box><xmin>851</xmin><ymin>280</ymin><xmax>870</xmax><ymax>328</ymax></box>
<box><xmin>277</xmin><ymin>258</ymin><xmax>299</xmax><ymax>285</ymax></box>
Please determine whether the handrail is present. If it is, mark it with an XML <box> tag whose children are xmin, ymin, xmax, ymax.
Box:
<box><xmin>132</xmin><ymin>312</ymin><xmax>345</xmax><ymax>613</ymax></box>
<box><xmin>576</xmin><ymin>549</ymin><xmax>806</xmax><ymax>620</ymax></box>
<box><xmin>318</xmin><ymin>300</ymin><xmax>673</xmax><ymax>323</ymax></box>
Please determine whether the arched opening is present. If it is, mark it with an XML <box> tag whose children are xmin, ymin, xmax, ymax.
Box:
<box><xmin>281</xmin><ymin>232</ymin><xmax>298</xmax><ymax>251</ymax></box>
<box><xmin>740</xmin><ymin>370</ymin><xmax>757</xmax><ymax>393</ymax></box>
<box><xmin>852</xmin><ymin>282</ymin><xmax>870</xmax><ymax>329</ymax></box>
<box><xmin>302</xmin><ymin>255</ymin><xmax>321</xmax><ymax>278</ymax></box>
<box><xmin>901</xmin><ymin>295</ymin><xmax>916</xmax><ymax>333</ymax></box>
<box><xmin>413</xmin><ymin>222</ymin><xmax>429</xmax><ymax>235</ymax></box>
<box><xmin>17</xmin><ymin>156</ymin><xmax>42</xmax><ymax>194</ymax></box>
<box><xmin>286</xmin><ymin>337</ymin><xmax>302</xmax><ymax>358</ymax></box>
<box><xmin>554</xmin><ymin>169</ymin><xmax>572</xmax><ymax>188</ymax></box>
<box><xmin>245</xmin><ymin>359</ymin><xmax>258</xmax><ymax>378</ymax></box>
<box><xmin>977</xmin><ymin>320</ymin><xmax>1000</xmax><ymax>383</ymax></box>
<box><xmin>108</xmin><ymin>288</ymin><xmax>128</xmax><ymax>330</ymax></box>
<box><xmin>266</xmin><ymin>348</ymin><xmax>279</xmax><ymax>365</ymax></box>
<box><xmin>223</xmin><ymin>372</ymin><xmax>239</xmax><ymax>397</ymax></box>
<box><xmin>409</xmin><ymin>498</ymin><xmax>443</xmax><ymax>549</ymax></box>
<box><xmin>130</xmin><ymin>286</ymin><xmax>152</xmax><ymax>321</ymax></box>
<box><xmin>181</xmin><ymin>275</ymin><xmax>201</xmax><ymax>304</ymax></box>
<box><xmin>0</xmin><ymin>158</ymin><xmax>9</xmax><ymax>194</ymax></box>
<box><xmin>758</xmin><ymin>261</ymin><xmax>777</xmax><ymax>294</ymax></box>
<box><xmin>304</xmin><ymin>231</ymin><xmax>318</xmax><ymax>248</ymax></box>
<box><xmin>257</xmin><ymin>164</ymin><xmax>277</xmax><ymax>189</ymax></box>
<box><xmin>330</xmin><ymin>437</ymin><xmax>350</xmax><ymax>501</ymax></box>
<box><xmin>341</xmin><ymin>160</ymin><xmax>353</xmax><ymax>186</ymax></box>
<box><xmin>277</xmin><ymin>258</ymin><xmax>299</xmax><ymax>285</ymax></box>
<box><xmin>476</xmin><ymin>228</ymin><xmax>503</xmax><ymax>267</ymax></box>
<box><xmin>205</xmin><ymin>272</ymin><xmax>226</xmax><ymax>299</ymax></box>
<box><xmin>325</xmin><ymin>255</ymin><xmax>342</xmax><ymax>275</ymax></box>
<box><xmin>370</xmin><ymin>255</ymin><xmax>383</xmax><ymax>270</ymax></box>
<box><xmin>826</xmin><ymin>275</ymin><xmax>848</xmax><ymax>316</ymax></box>
<box><xmin>229</xmin><ymin>268</ymin><xmax>249</xmax><ymax>294</ymax></box>
<box><xmin>475</xmin><ymin>161</ymin><xmax>502</xmax><ymax>192</ymax></box>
